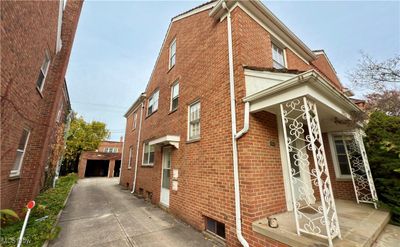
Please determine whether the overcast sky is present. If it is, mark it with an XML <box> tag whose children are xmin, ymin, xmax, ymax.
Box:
<box><xmin>66</xmin><ymin>0</ymin><xmax>400</xmax><ymax>140</ymax></box>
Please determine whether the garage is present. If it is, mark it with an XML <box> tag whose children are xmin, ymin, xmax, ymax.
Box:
<box><xmin>84</xmin><ymin>160</ymin><xmax>109</xmax><ymax>177</ymax></box>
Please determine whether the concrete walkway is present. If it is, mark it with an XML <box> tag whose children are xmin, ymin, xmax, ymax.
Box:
<box><xmin>49</xmin><ymin>178</ymin><xmax>216</xmax><ymax>247</ymax></box>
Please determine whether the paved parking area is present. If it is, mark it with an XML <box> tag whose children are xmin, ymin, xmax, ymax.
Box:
<box><xmin>49</xmin><ymin>178</ymin><xmax>216</xmax><ymax>247</ymax></box>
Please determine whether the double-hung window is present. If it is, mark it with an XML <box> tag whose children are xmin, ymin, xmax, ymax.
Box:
<box><xmin>171</xmin><ymin>82</ymin><xmax>179</xmax><ymax>111</ymax></box>
<box><xmin>147</xmin><ymin>90</ymin><xmax>159</xmax><ymax>116</ymax></box>
<box><xmin>143</xmin><ymin>143</ymin><xmax>155</xmax><ymax>165</ymax></box>
<box><xmin>330</xmin><ymin>134</ymin><xmax>353</xmax><ymax>179</ymax></box>
<box><xmin>272</xmin><ymin>43</ymin><xmax>286</xmax><ymax>69</ymax></box>
<box><xmin>188</xmin><ymin>101</ymin><xmax>200</xmax><ymax>140</ymax></box>
<box><xmin>133</xmin><ymin>111</ymin><xmax>137</xmax><ymax>129</ymax></box>
<box><xmin>169</xmin><ymin>39</ymin><xmax>176</xmax><ymax>69</ymax></box>
<box><xmin>36</xmin><ymin>52</ymin><xmax>51</xmax><ymax>92</ymax></box>
<box><xmin>127</xmin><ymin>146</ymin><xmax>133</xmax><ymax>169</ymax></box>
<box><xmin>10</xmin><ymin>129</ymin><xmax>30</xmax><ymax>176</ymax></box>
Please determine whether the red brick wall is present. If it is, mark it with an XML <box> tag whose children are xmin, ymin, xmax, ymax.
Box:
<box><xmin>1</xmin><ymin>0</ymin><xmax>83</xmax><ymax>212</ymax></box>
<box><xmin>311</xmin><ymin>53</ymin><xmax>343</xmax><ymax>91</ymax></box>
<box><xmin>120</xmin><ymin>5</ymin><xmax>354</xmax><ymax>247</ymax></box>
<box><xmin>98</xmin><ymin>141</ymin><xmax>123</xmax><ymax>152</ymax></box>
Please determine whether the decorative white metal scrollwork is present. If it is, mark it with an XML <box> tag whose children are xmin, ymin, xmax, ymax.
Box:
<box><xmin>280</xmin><ymin>97</ymin><xmax>341</xmax><ymax>247</ymax></box>
<box><xmin>344</xmin><ymin>130</ymin><xmax>378</xmax><ymax>208</ymax></box>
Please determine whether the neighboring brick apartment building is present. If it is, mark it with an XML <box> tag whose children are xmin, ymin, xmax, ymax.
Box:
<box><xmin>78</xmin><ymin>140</ymin><xmax>123</xmax><ymax>178</ymax></box>
<box><xmin>120</xmin><ymin>1</ymin><xmax>381</xmax><ymax>246</ymax></box>
<box><xmin>1</xmin><ymin>0</ymin><xmax>83</xmax><ymax>213</ymax></box>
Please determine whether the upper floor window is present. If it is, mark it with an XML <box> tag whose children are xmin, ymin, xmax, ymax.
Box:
<box><xmin>143</xmin><ymin>142</ymin><xmax>155</xmax><ymax>166</ymax></box>
<box><xmin>171</xmin><ymin>82</ymin><xmax>179</xmax><ymax>111</ymax></box>
<box><xmin>10</xmin><ymin>129</ymin><xmax>30</xmax><ymax>177</ymax></box>
<box><xmin>272</xmin><ymin>43</ymin><xmax>286</xmax><ymax>69</ymax></box>
<box><xmin>188</xmin><ymin>101</ymin><xmax>200</xmax><ymax>140</ymax></box>
<box><xmin>127</xmin><ymin>146</ymin><xmax>133</xmax><ymax>169</ymax></box>
<box><xmin>36</xmin><ymin>52</ymin><xmax>51</xmax><ymax>92</ymax></box>
<box><xmin>132</xmin><ymin>111</ymin><xmax>137</xmax><ymax>129</ymax></box>
<box><xmin>169</xmin><ymin>39</ymin><xmax>176</xmax><ymax>69</ymax></box>
<box><xmin>147</xmin><ymin>90</ymin><xmax>159</xmax><ymax>116</ymax></box>
<box><xmin>104</xmin><ymin>147</ymin><xmax>118</xmax><ymax>153</ymax></box>
<box><xmin>56</xmin><ymin>101</ymin><xmax>63</xmax><ymax>123</ymax></box>
<box><xmin>329</xmin><ymin>134</ymin><xmax>352</xmax><ymax>179</ymax></box>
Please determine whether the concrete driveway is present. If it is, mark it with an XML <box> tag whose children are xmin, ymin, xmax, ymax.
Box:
<box><xmin>49</xmin><ymin>178</ymin><xmax>216</xmax><ymax>247</ymax></box>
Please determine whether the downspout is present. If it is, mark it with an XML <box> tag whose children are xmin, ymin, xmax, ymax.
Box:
<box><xmin>131</xmin><ymin>102</ymin><xmax>144</xmax><ymax>193</ymax></box>
<box><xmin>223</xmin><ymin>2</ymin><xmax>250</xmax><ymax>247</ymax></box>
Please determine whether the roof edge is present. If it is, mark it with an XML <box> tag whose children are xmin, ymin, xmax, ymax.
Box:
<box><xmin>124</xmin><ymin>93</ymin><xmax>146</xmax><ymax>117</ymax></box>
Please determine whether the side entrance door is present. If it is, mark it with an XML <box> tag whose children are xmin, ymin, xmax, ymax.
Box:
<box><xmin>160</xmin><ymin>147</ymin><xmax>171</xmax><ymax>207</ymax></box>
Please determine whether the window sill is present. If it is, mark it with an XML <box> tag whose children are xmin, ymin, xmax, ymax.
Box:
<box><xmin>142</xmin><ymin>164</ymin><xmax>154</xmax><ymax>167</ymax></box>
<box><xmin>127</xmin><ymin>167</ymin><xmax>131</xmax><ymax>170</ymax></box>
<box><xmin>168</xmin><ymin>108</ymin><xmax>178</xmax><ymax>115</ymax></box>
<box><xmin>146</xmin><ymin>110</ymin><xmax>158</xmax><ymax>119</ymax></box>
<box><xmin>9</xmin><ymin>173</ymin><xmax>21</xmax><ymax>180</ymax></box>
<box><xmin>36</xmin><ymin>86</ymin><xmax>44</xmax><ymax>98</ymax></box>
<box><xmin>167</xmin><ymin>64</ymin><xmax>175</xmax><ymax>73</ymax></box>
<box><xmin>186</xmin><ymin>138</ymin><xmax>200</xmax><ymax>144</ymax></box>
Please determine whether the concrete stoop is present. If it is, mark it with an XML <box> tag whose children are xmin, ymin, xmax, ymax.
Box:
<box><xmin>252</xmin><ymin>200</ymin><xmax>391</xmax><ymax>247</ymax></box>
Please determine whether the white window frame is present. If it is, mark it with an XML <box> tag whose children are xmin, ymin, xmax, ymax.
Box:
<box><xmin>170</xmin><ymin>81</ymin><xmax>179</xmax><ymax>111</ymax></box>
<box><xmin>56</xmin><ymin>0</ymin><xmax>64</xmax><ymax>53</ymax></box>
<box><xmin>127</xmin><ymin>146</ymin><xmax>133</xmax><ymax>169</ymax></box>
<box><xmin>169</xmin><ymin>38</ymin><xmax>176</xmax><ymax>69</ymax></box>
<box><xmin>132</xmin><ymin>111</ymin><xmax>137</xmax><ymax>130</ymax></box>
<box><xmin>10</xmin><ymin>129</ymin><xmax>30</xmax><ymax>177</ymax></box>
<box><xmin>272</xmin><ymin>42</ymin><xmax>286</xmax><ymax>69</ymax></box>
<box><xmin>147</xmin><ymin>90</ymin><xmax>159</xmax><ymax>116</ymax></box>
<box><xmin>36</xmin><ymin>52</ymin><xmax>51</xmax><ymax>92</ymax></box>
<box><xmin>56</xmin><ymin>101</ymin><xmax>63</xmax><ymax>123</ymax></box>
<box><xmin>188</xmin><ymin>101</ymin><xmax>200</xmax><ymax>141</ymax></box>
<box><xmin>142</xmin><ymin>142</ymin><xmax>155</xmax><ymax>166</ymax></box>
<box><xmin>328</xmin><ymin>133</ymin><xmax>353</xmax><ymax>180</ymax></box>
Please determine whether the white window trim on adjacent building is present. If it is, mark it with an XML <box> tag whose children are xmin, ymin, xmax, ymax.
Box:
<box><xmin>56</xmin><ymin>0</ymin><xmax>64</xmax><ymax>53</ymax></box>
<box><xmin>56</xmin><ymin>101</ymin><xmax>63</xmax><ymax>123</ymax></box>
<box><xmin>188</xmin><ymin>101</ymin><xmax>200</xmax><ymax>141</ymax></box>
<box><xmin>147</xmin><ymin>90</ymin><xmax>159</xmax><ymax>116</ymax></box>
<box><xmin>169</xmin><ymin>38</ymin><xmax>176</xmax><ymax>69</ymax></box>
<box><xmin>328</xmin><ymin>133</ymin><xmax>353</xmax><ymax>180</ymax></box>
<box><xmin>142</xmin><ymin>142</ymin><xmax>155</xmax><ymax>166</ymax></box>
<box><xmin>272</xmin><ymin>42</ymin><xmax>286</xmax><ymax>69</ymax></box>
<box><xmin>10</xmin><ymin>129</ymin><xmax>30</xmax><ymax>177</ymax></box>
<box><xmin>170</xmin><ymin>81</ymin><xmax>179</xmax><ymax>111</ymax></box>
<box><xmin>104</xmin><ymin>147</ymin><xmax>118</xmax><ymax>153</ymax></box>
<box><xmin>36</xmin><ymin>52</ymin><xmax>51</xmax><ymax>93</ymax></box>
<box><xmin>127</xmin><ymin>146</ymin><xmax>133</xmax><ymax>169</ymax></box>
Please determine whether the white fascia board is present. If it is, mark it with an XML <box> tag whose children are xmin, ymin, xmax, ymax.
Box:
<box><xmin>245</xmin><ymin>70</ymin><xmax>360</xmax><ymax>117</ymax></box>
<box><xmin>149</xmin><ymin>135</ymin><xmax>180</xmax><ymax>149</ymax></box>
<box><xmin>172</xmin><ymin>1</ymin><xmax>217</xmax><ymax>22</ymax></box>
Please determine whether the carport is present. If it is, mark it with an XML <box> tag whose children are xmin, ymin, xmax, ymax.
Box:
<box><xmin>78</xmin><ymin>151</ymin><xmax>121</xmax><ymax>179</ymax></box>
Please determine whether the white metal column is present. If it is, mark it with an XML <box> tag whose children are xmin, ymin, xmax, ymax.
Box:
<box><xmin>280</xmin><ymin>97</ymin><xmax>341</xmax><ymax>247</ymax></box>
<box><xmin>345</xmin><ymin>130</ymin><xmax>378</xmax><ymax>208</ymax></box>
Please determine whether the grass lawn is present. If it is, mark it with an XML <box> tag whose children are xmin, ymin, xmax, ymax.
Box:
<box><xmin>0</xmin><ymin>173</ymin><xmax>78</xmax><ymax>247</ymax></box>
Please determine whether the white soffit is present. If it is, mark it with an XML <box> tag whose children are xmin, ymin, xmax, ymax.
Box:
<box><xmin>149</xmin><ymin>135</ymin><xmax>180</xmax><ymax>149</ymax></box>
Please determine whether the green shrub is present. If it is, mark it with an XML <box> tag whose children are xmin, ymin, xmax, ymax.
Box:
<box><xmin>364</xmin><ymin>111</ymin><xmax>400</xmax><ymax>225</ymax></box>
<box><xmin>0</xmin><ymin>173</ymin><xmax>78</xmax><ymax>247</ymax></box>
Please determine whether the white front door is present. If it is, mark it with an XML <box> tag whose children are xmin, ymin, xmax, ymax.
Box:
<box><xmin>160</xmin><ymin>147</ymin><xmax>171</xmax><ymax>207</ymax></box>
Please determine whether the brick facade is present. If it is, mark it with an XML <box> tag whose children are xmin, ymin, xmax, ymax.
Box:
<box><xmin>119</xmin><ymin>2</ymin><xmax>356</xmax><ymax>247</ymax></box>
<box><xmin>1</xmin><ymin>0</ymin><xmax>83</xmax><ymax>213</ymax></box>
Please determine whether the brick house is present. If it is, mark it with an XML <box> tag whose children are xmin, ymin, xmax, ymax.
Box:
<box><xmin>1</xmin><ymin>0</ymin><xmax>83</xmax><ymax>213</ymax></box>
<box><xmin>78</xmin><ymin>140</ymin><xmax>123</xmax><ymax>178</ymax></box>
<box><xmin>120</xmin><ymin>1</ymin><xmax>388</xmax><ymax>246</ymax></box>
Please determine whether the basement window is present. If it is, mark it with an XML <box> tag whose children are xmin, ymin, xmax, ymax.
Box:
<box><xmin>205</xmin><ymin>217</ymin><xmax>226</xmax><ymax>239</ymax></box>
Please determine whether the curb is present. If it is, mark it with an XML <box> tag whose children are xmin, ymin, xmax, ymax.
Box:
<box><xmin>42</xmin><ymin>180</ymin><xmax>77</xmax><ymax>247</ymax></box>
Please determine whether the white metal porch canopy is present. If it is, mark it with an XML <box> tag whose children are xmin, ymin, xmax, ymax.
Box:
<box><xmin>243</xmin><ymin>69</ymin><xmax>379</xmax><ymax>246</ymax></box>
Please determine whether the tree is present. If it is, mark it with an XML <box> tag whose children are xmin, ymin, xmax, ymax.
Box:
<box><xmin>365</xmin><ymin>90</ymin><xmax>400</xmax><ymax>117</ymax></box>
<box><xmin>62</xmin><ymin>113</ymin><xmax>110</xmax><ymax>174</ymax></box>
<box><xmin>364</xmin><ymin>112</ymin><xmax>400</xmax><ymax>225</ymax></box>
<box><xmin>348</xmin><ymin>52</ymin><xmax>400</xmax><ymax>91</ymax></box>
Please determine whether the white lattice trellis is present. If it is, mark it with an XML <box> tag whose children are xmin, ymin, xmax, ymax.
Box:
<box><xmin>343</xmin><ymin>130</ymin><xmax>378</xmax><ymax>208</ymax></box>
<box><xmin>280</xmin><ymin>97</ymin><xmax>341</xmax><ymax>246</ymax></box>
